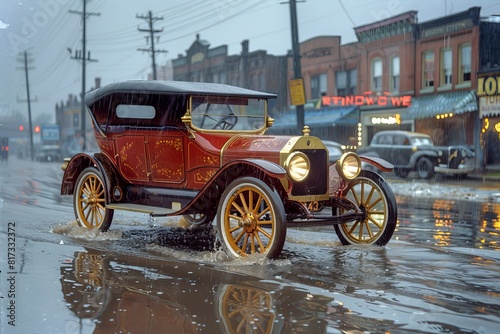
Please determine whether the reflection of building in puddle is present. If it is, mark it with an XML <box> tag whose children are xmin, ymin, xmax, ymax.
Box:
<box><xmin>429</xmin><ymin>200</ymin><xmax>500</xmax><ymax>249</ymax></box>
<box><xmin>432</xmin><ymin>199</ymin><xmax>455</xmax><ymax>247</ymax></box>
<box><xmin>480</xmin><ymin>203</ymin><xmax>500</xmax><ymax>249</ymax></box>
<box><xmin>60</xmin><ymin>249</ymin><xmax>365</xmax><ymax>333</ymax></box>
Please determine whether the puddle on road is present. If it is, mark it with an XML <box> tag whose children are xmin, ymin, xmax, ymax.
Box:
<box><xmin>51</xmin><ymin>220</ymin><xmax>123</xmax><ymax>241</ymax></box>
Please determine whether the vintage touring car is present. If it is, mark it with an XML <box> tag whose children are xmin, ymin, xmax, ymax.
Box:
<box><xmin>60</xmin><ymin>80</ymin><xmax>397</xmax><ymax>259</ymax></box>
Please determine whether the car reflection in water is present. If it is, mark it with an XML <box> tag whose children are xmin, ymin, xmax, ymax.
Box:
<box><xmin>59</xmin><ymin>249</ymin><xmax>349</xmax><ymax>333</ymax></box>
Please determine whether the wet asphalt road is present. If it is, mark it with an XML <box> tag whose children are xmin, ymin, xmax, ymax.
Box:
<box><xmin>1</xmin><ymin>157</ymin><xmax>499</xmax><ymax>333</ymax></box>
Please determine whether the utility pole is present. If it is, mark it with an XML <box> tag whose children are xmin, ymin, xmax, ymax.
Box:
<box><xmin>69</xmin><ymin>0</ymin><xmax>99</xmax><ymax>151</ymax></box>
<box><xmin>16</xmin><ymin>51</ymin><xmax>37</xmax><ymax>161</ymax></box>
<box><xmin>137</xmin><ymin>11</ymin><xmax>168</xmax><ymax>80</ymax></box>
<box><xmin>288</xmin><ymin>0</ymin><xmax>305</xmax><ymax>131</ymax></box>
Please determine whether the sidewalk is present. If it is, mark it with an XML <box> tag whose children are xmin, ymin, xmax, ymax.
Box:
<box><xmin>468</xmin><ymin>165</ymin><xmax>500</xmax><ymax>181</ymax></box>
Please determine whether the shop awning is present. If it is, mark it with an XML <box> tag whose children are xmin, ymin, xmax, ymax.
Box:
<box><xmin>271</xmin><ymin>106</ymin><xmax>358</xmax><ymax>130</ymax></box>
<box><xmin>405</xmin><ymin>90</ymin><xmax>477</xmax><ymax>120</ymax></box>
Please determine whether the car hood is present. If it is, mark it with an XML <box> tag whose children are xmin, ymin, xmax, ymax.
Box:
<box><xmin>194</xmin><ymin>133</ymin><xmax>326</xmax><ymax>166</ymax></box>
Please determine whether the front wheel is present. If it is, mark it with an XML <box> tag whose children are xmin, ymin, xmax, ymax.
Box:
<box><xmin>217</xmin><ymin>177</ymin><xmax>286</xmax><ymax>259</ymax></box>
<box><xmin>334</xmin><ymin>170</ymin><xmax>397</xmax><ymax>246</ymax></box>
<box><xmin>73</xmin><ymin>167</ymin><xmax>114</xmax><ymax>231</ymax></box>
<box><xmin>415</xmin><ymin>157</ymin><xmax>435</xmax><ymax>179</ymax></box>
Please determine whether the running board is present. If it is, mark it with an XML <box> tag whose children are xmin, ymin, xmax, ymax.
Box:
<box><xmin>106</xmin><ymin>203</ymin><xmax>177</xmax><ymax>216</ymax></box>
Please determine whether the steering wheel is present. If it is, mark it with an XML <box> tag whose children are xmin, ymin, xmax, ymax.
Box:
<box><xmin>212</xmin><ymin>114</ymin><xmax>238</xmax><ymax>130</ymax></box>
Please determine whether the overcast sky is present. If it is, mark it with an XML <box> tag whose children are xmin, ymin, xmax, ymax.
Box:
<box><xmin>1</xmin><ymin>0</ymin><xmax>499</xmax><ymax>123</ymax></box>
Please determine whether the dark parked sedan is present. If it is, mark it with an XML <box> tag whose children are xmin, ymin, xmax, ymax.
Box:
<box><xmin>358</xmin><ymin>130</ymin><xmax>474</xmax><ymax>179</ymax></box>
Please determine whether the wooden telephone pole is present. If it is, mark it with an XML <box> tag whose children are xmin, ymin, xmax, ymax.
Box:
<box><xmin>137</xmin><ymin>11</ymin><xmax>168</xmax><ymax>80</ymax></box>
<box><xmin>69</xmin><ymin>0</ymin><xmax>99</xmax><ymax>151</ymax></box>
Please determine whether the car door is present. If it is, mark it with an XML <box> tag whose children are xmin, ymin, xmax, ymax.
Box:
<box><xmin>146</xmin><ymin>129</ymin><xmax>186</xmax><ymax>185</ymax></box>
<box><xmin>391</xmin><ymin>133</ymin><xmax>411</xmax><ymax>167</ymax></box>
<box><xmin>374</xmin><ymin>133</ymin><xmax>393</xmax><ymax>162</ymax></box>
<box><xmin>115</xmin><ymin>133</ymin><xmax>149</xmax><ymax>182</ymax></box>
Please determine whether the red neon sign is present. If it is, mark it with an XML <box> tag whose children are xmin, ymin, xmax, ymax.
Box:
<box><xmin>322</xmin><ymin>91</ymin><xmax>411</xmax><ymax>107</ymax></box>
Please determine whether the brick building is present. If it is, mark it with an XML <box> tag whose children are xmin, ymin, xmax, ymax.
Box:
<box><xmin>478</xmin><ymin>16</ymin><xmax>500</xmax><ymax>166</ymax></box>
<box><xmin>409</xmin><ymin>7</ymin><xmax>480</xmax><ymax>151</ymax></box>
<box><xmin>354</xmin><ymin>11</ymin><xmax>418</xmax><ymax>145</ymax></box>
<box><xmin>172</xmin><ymin>34</ymin><xmax>288</xmax><ymax>114</ymax></box>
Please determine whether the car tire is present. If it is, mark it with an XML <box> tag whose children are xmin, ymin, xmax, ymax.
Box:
<box><xmin>73</xmin><ymin>167</ymin><xmax>114</xmax><ymax>231</ymax></box>
<box><xmin>334</xmin><ymin>170</ymin><xmax>397</xmax><ymax>246</ymax></box>
<box><xmin>216</xmin><ymin>177</ymin><xmax>286</xmax><ymax>259</ymax></box>
<box><xmin>415</xmin><ymin>157</ymin><xmax>435</xmax><ymax>179</ymax></box>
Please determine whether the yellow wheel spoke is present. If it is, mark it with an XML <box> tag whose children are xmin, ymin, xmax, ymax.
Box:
<box><xmin>240</xmin><ymin>233</ymin><xmax>249</xmax><ymax>251</ymax></box>
<box><xmin>230</xmin><ymin>224</ymin><xmax>242</xmax><ymax>234</ymax></box>
<box><xmin>231</xmin><ymin>201</ymin><xmax>246</xmax><ymax>217</ymax></box>
<box><xmin>256</xmin><ymin>226</ymin><xmax>272</xmax><ymax>240</ymax></box>
<box><xmin>348</xmin><ymin>220</ymin><xmax>360</xmax><ymax>234</ymax></box>
<box><xmin>256</xmin><ymin>206</ymin><xmax>270</xmax><ymax>220</ymax></box>
<box><xmin>255</xmin><ymin>233</ymin><xmax>265</xmax><ymax>252</ymax></box>
<box><xmin>368</xmin><ymin>215</ymin><xmax>383</xmax><ymax>228</ymax></box>
<box><xmin>239</xmin><ymin>192</ymin><xmax>249</xmax><ymax>212</ymax></box>
<box><xmin>253</xmin><ymin>194</ymin><xmax>263</xmax><ymax>212</ymax></box>
<box><xmin>363</xmin><ymin>220</ymin><xmax>374</xmax><ymax>238</ymax></box>
<box><xmin>365</xmin><ymin>186</ymin><xmax>375</xmax><ymax>206</ymax></box>
<box><xmin>367</xmin><ymin>196</ymin><xmax>383</xmax><ymax>210</ymax></box>
<box><xmin>350</xmin><ymin>187</ymin><xmax>361</xmax><ymax>206</ymax></box>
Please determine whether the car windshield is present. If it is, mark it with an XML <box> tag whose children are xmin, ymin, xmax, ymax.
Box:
<box><xmin>410</xmin><ymin>137</ymin><xmax>433</xmax><ymax>146</ymax></box>
<box><xmin>190</xmin><ymin>96</ymin><xmax>267</xmax><ymax>132</ymax></box>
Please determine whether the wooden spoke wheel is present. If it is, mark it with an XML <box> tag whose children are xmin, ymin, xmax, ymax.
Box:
<box><xmin>73</xmin><ymin>167</ymin><xmax>114</xmax><ymax>231</ymax></box>
<box><xmin>335</xmin><ymin>170</ymin><xmax>397</xmax><ymax>245</ymax></box>
<box><xmin>217</xmin><ymin>177</ymin><xmax>286</xmax><ymax>259</ymax></box>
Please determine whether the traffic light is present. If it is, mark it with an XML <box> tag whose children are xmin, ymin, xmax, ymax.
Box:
<box><xmin>34</xmin><ymin>125</ymin><xmax>41</xmax><ymax>133</ymax></box>
<box><xmin>19</xmin><ymin>125</ymin><xmax>25</xmax><ymax>131</ymax></box>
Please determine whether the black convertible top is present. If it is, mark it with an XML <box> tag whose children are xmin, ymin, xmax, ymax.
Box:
<box><xmin>85</xmin><ymin>80</ymin><xmax>277</xmax><ymax>107</ymax></box>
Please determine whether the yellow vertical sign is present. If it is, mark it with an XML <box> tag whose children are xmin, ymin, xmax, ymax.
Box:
<box><xmin>289</xmin><ymin>78</ymin><xmax>306</xmax><ymax>106</ymax></box>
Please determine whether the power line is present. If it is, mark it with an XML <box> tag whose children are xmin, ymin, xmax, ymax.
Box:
<box><xmin>137</xmin><ymin>10</ymin><xmax>168</xmax><ymax>80</ymax></box>
<box><xmin>69</xmin><ymin>0</ymin><xmax>100</xmax><ymax>150</ymax></box>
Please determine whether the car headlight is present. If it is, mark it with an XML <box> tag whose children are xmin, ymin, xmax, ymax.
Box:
<box><xmin>284</xmin><ymin>151</ymin><xmax>310</xmax><ymax>182</ymax></box>
<box><xmin>336</xmin><ymin>152</ymin><xmax>361</xmax><ymax>180</ymax></box>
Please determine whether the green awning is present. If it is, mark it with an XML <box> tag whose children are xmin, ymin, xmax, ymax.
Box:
<box><xmin>271</xmin><ymin>106</ymin><xmax>358</xmax><ymax>130</ymax></box>
<box><xmin>405</xmin><ymin>90</ymin><xmax>477</xmax><ymax>120</ymax></box>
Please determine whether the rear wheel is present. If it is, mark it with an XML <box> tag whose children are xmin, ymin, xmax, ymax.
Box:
<box><xmin>217</xmin><ymin>177</ymin><xmax>286</xmax><ymax>259</ymax></box>
<box><xmin>334</xmin><ymin>170</ymin><xmax>397</xmax><ymax>246</ymax></box>
<box><xmin>73</xmin><ymin>167</ymin><xmax>114</xmax><ymax>231</ymax></box>
<box><xmin>182</xmin><ymin>213</ymin><xmax>214</xmax><ymax>225</ymax></box>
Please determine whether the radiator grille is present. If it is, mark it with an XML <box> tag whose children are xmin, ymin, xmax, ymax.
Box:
<box><xmin>290</xmin><ymin>149</ymin><xmax>327</xmax><ymax>196</ymax></box>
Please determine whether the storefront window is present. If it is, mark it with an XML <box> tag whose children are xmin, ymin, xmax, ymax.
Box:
<box><xmin>441</xmin><ymin>48</ymin><xmax>452</xmax><ymax>86</ymax></box>
<box><xmin>459</xmin><ymin>44</ymin><xmax>471</xmax><ymax>83</ymax></box>
<box><xmin>423</xmin><ymin>51</ymin><xmax>435</xmax><ymax>89</ymax></box>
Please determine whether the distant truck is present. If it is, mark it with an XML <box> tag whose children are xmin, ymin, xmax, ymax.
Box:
<box><xmin>1</xmin><ymin>137</ymin><xmax>8</xmax><ymax>162</ymax></box>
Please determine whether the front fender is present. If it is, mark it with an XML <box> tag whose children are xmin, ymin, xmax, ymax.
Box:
<box><xmin>182</xmin><ymin>158</ymin><xmax>288</xmax><ymax>215</ymax></box>
<box><xmin>359</xmin><ymin>155</ymin><xmax>394</xmax><ymax>172</ymax></box>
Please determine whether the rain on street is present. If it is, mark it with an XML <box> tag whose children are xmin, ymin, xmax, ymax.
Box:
<box><xmin>1</xmin><ymin>157</ymin><xmax>499</xmax><ymax>334</ymax></box>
